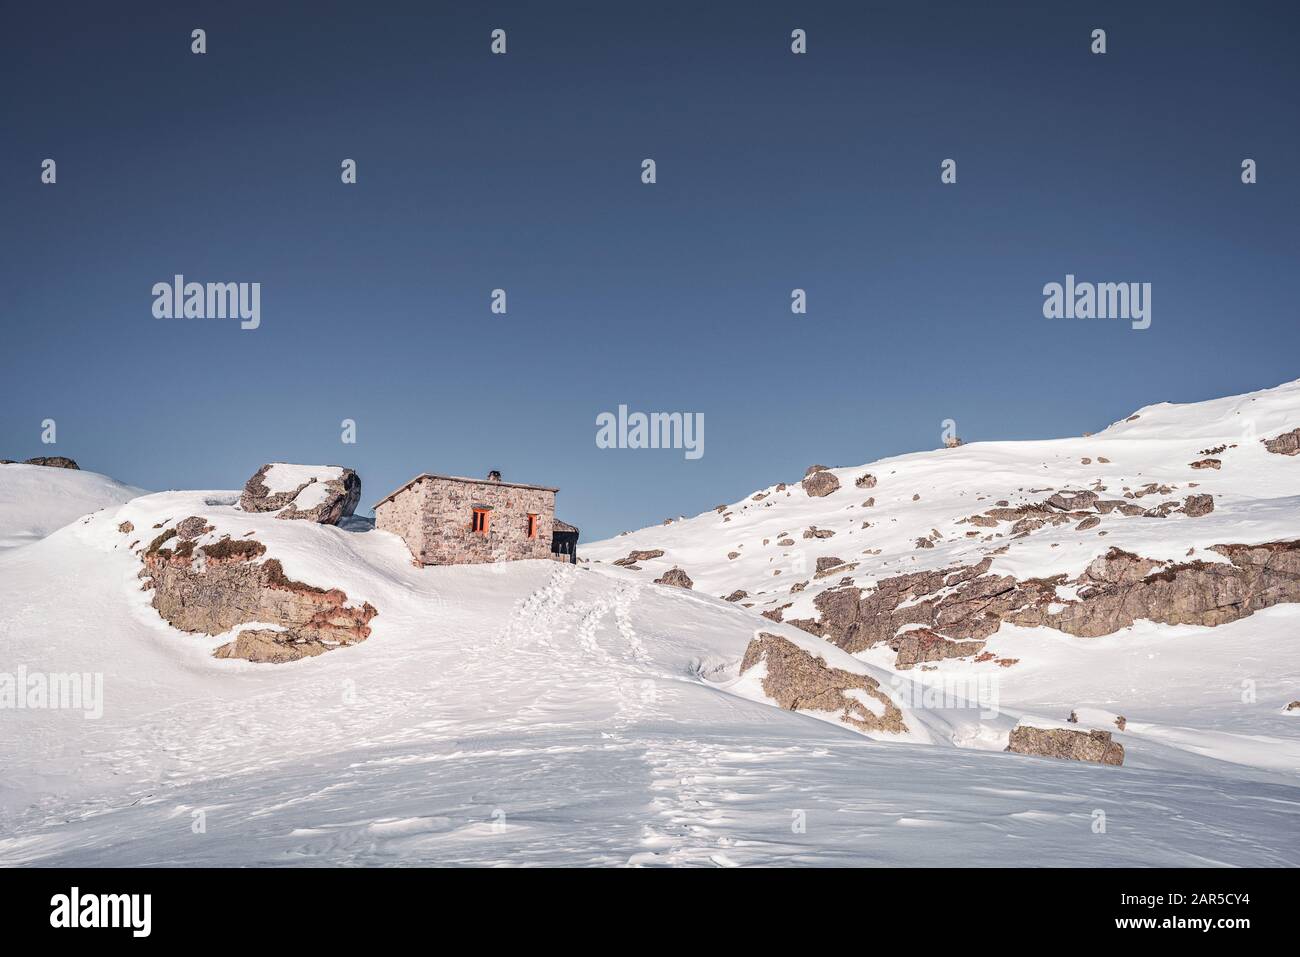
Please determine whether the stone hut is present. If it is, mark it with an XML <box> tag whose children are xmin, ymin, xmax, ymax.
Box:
<box><xmin>374</xmin><ymin>470</ymin><xmax>578</xmax><ymax>566</ymax></box>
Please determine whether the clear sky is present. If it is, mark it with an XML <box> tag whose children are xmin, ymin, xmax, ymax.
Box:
<box><xmin>2</xmin><ymin>1</ymin><xmax>1297</xmax><ymax>540</ymax></box>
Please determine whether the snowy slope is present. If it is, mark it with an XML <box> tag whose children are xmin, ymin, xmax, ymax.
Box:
<box><xmin>584</xmin><ymin>378</ymin><xmax>1300</xmax><ymax>604</ymax></box>
<box><xmin>0</xmin><ymin>383</ymin><xmax>1298</xmax><ymax>866</ymax></box>
<box><xmin>0</xmin><ymin>464</ymin><xmax>144</xmax><ymax>551</ymax></box>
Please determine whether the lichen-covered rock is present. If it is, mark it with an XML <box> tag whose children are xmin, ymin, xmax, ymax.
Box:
<box><xmin>139</xmin><ymin>532</ymin><xmax>377</xmax><ymax>663</ymax></box>
<box><xmin>801</xmin><ymin>469</ymin><xmax>840</xmax><ymax>498</ymax></box>
<box><xmin>654</xmin><ymin>566</ymin><xmax>693</xmax><ymax>589</ymax></box>
<box><xmin>740</xmin><ymin>633</ymin><xmax>907</xmax><ymax>734</ymax></box>
<box><xmin>1262</xmin><ymin>428</ymin><xmax>1300</xmax><ymax>456</ymax></box>
<box><xmin>240</xmin><ymin>463</ymin><xmax>361</xmax><ymax>525</ymax></box>
<box><xmin>1006</xmin><ymin>725</ymin><xmax>1124</xmax><ymax>766</ymax></box>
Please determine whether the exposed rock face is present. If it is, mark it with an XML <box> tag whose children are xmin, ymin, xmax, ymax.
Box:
<box><xmin>724</xmin><ymin>589</ymin><xmax>748</xmax><ymax>602</ymax></box>
<box><xmin>1190</xmin><ymin>458</ymin><xmax>1221</xmax><ymax>470</ymax></box>
<box><xmin>614</xmin><ymin>549</ymin><xmax>664</xmax><ymax>567</ymax></box>
<box><xmin>802</xmin><ymin>470</ymin><xmax>841</xmax><ymax>498</ymax></box>
<box><xmin>797</xmin><ymin>540</ymin><xmax>1300</xmax><ymax>655</ymax></box>
<box><xmin>815</xmin><ymin>556</ymin><xmax>845</xmax><ymax>574</ymax></box>
<box><xmin>139</xmin><ymin>524</ymin><xmax>377</xmax><ymax>663</ymax></box>
<box><xmin>890</xmin><ymin>627</ymin><xmax>985</xmax><ymax>670</ymax></box>
<box><xmin>740</xmin><ymin>633</ymin><xmax>907</xmax><ymax>734</ymax></box>
<box><xmin>1006</xmin><ymin>726</ymin><xmax>1124</xmax><ymax>766</ymax></box>
<box><xmin>3</xmin><ymin>456</ymin><xmax>81</xmax><ymax>469</ymax></box>
<box><xmin>1263</xmin><ymin>428</ymin><xmax>1300</xmax><ymax>456</ymax></box>
<box><xmin>1182</xmin><ymin>493</ymin><xmax>1214</xmax><ymax>517</ymax></box>
<box><xmin>654</xmin><ymin>566</ymin><xmax>693</xmax><ymax>589</ymax></box>
<box><xmin>240</xmin><ymin>464</ymin><xmax>361</xmax><ymax>525</ymax></box>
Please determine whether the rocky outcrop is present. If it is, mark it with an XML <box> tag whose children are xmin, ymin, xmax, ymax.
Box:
<box><xmin>855</xmin><ymin>473</ymin><xmax>877</xmax><ymax>489</ymax></box>
<box><xmin>1006</xmin><ymin>726</ymin><xmax>1124</xmax><ymax>766</ymax></box>
<box><xmin>798</xmin><ymin>540</ymin><xmax>1300</xmax><ymax>655</ymax></box>
<box><xmin>240</xmin><ymin>464</ymin><xmax>361</xmax><ymax>525</ymax></box>
<box><xmin>802</xmin><ymin>469</ymin><xmax>840</xmax><ymax>498</ymax></box>
<box><xmin>138</xmin><ymin>519</ymin><xmax>377</xmax><ymax>663</ymax></box>
<box><xmin>1190</xmin><ymin>458</ymin><xmax>1221</xmax><ymax>470</ymax></box>
<box><xmin>654</xmin><ymin>566</ymin><xmax>693</xmax><ymax>589</ymax></box>
<box><xmin>1263</xmin><ymin>428</ymin><xmax>1300</xmax><ymax>456</ymax></box>
<box><xmin>890</xmin><ymin>628</ymin><xmax>985</xmax><ymax>670</ymax></box>
<box><xmin>1182</xmin><ymin>493</ymin><xmax>1214</xmax><ymax>517</ymax></box>
<box><xmin>2</xmin><ymin>456</ymin><xmax>80</xmax><ymax>469</ymax></box>
<box><xmin>724</xmin><ymin>589</ymin><xmax>748</xmax><ymax>602</ymax></box>
<box><xmin>614</xmin><ymin>549</ymin><xmax>664</xmax><ymax>567</ymax></box>
<box><xmin>740</xmin><ymin>633</ymin><xmax>907</xmax><ymax>734</ymax></box>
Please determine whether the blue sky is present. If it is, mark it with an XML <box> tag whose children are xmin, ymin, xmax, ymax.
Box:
<box><xmin>2</xmin><ymin>1</ymin><xmax>1297</xmax><ymax>540</ymax></box>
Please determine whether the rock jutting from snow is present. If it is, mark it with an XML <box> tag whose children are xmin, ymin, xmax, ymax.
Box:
<box><xmin>654</xmin><ymin>566</ymin><xmax>693</xmax><ymax>589</ymax></box>
<box><xmin>239</xmin><ymin>463</ymin><xmax>361</xmax><ymax>525</ymax></box>
<box><xmin>802</xmin><ymin>469</ymin><xmax>841</xmax><ymax>498</ymax></box>
<box><xmin>1263</xmin><ymin>428</ymin><xmax>1300</xmax><ymax>455</ymax></box>
<box><xmin>791</xmin><ymin>540</ymin><xmax>1300</xmax><ymax>657</ymax></box>
<box><xmin>740</xmin><ymin>633</ymin><xmax>907</xmax><ymax>734</ymax></box>
<box><xmin>1006</xmin><ymin>725</ymin><xmax>1124</xmax><ymax>766</ymax></box>
<box><xmin>1</xmin><ymin>456</ymin><xmax>80</xmax><ymax>469</ymax></box>
<box><xmin>613</xmin><ymin>549</ymin><xmax>664</xmax><ymax>567</ymax></box>
<box><xmin>139</xmin><ymin>522</ymin><xmax>377</xmax><ymax>663</ymax></box>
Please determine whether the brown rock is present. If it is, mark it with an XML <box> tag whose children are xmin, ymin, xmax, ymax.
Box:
<box><xmin>614</xmin><ymin>549</ymin><xmax>664</xmax><ymax>566</ymax></box>
<box><xmin>140</xmin><ymin>539</ymin><xmax>376</xmax><ymax>663</ymax></box>
<box><xmin>1006</xmin><ymin>725</ymin><xmax>1124</xmax><ymax>766</ymax></box>
<box><xmin>855</xmin><ymin>473</ymin><xmax>877</xmax><ymax>489</ymax></box>
<box><xmin>1190</xmin><ymin>458</ymin><xmax>1221</xmax><ymax>470</ymax></box>
<box><xmin>240</xmin><ymin>464</ymin><xmax>361</xmax><ymax>525</ymax></box>
<box><xmin>1182</xmin><ymin>494</ymin><xmax>1214</xmax><ymax>517</ymax></box>
<box><xmin>1263</xmin><ymin>428</ymin><xmax>1300</xmax><ymax>456</ymax></box>
<box><xmin>740</xmin><ymin>633</ymin><xmax>907</xmax><ymax>734</ymax></box>
<box><xmin>802</xmin><ymin>470</ymin><xmax>841</xmax><ymax>498</ymax></box>
<box><xmin>654</xmin><ymin>566</ymin><xmax>693</xmax><ymax>589</ymax></box>
<box><xmin>723</xmin><ymin>590</ymin><xmax>748</xmax><ymax>602</ymax></box>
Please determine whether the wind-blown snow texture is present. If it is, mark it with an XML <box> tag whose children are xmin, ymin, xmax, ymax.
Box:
<box><xmin>1</xmin><ymin>382</ymin><xmax>1298</xmax><ymax>866</ymax></box>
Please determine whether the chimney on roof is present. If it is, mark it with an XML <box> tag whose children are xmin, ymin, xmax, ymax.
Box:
<box><xmin>487</xmin><ymin>470</ymin><xmax>502</xmax><ymax>482</ymax></box>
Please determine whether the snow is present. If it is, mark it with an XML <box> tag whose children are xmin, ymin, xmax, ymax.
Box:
<box><xmin>0</xmin><ymin>464</ymin><xmax>144</xmax><ymax>552</ymax></box>
<box><xmin>0</xmin><ymin>382</ymin><xmax>1298</xmax><ymax>865</ymax></box>
<box><xmin>259</xmin><ymin>463</ymin><xmax>344</xmax><ymax>495</ymax></box>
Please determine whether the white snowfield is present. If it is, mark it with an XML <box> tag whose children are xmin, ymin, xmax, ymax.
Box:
<box><xmin>0</xmin><ymin>464</ymin><xmax>143</xmax><ymax>552</ymax></box>
<box><xmin>0</xmin><ymin>381</ymin><xmax>1298</xmax><ymax>866</ymax></box>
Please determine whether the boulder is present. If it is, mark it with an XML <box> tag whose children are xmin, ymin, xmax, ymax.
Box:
<box><xmin>654</xmin><ymin>567</ymin><xmax>693</xmax><ymax>590</ymax></box>
<box><xmin>724</xmin><ymin>590</ymin><xmax>748</xmax><ymax>602</ymax></box>
<box><xmin>855</xmin><ymin>473</ymin><xmax>877</xmax><ymax>489</ymax></box>
<box><xmin>1182</xmin><ymin>493</ymin><xmax>1214</xmax><ymax>517</ymax></box>
<box><xmin>139</xmin><ymin>530</ymin><xmax>377</xmax><ymax>663</ymax></box>
<box><xmin>240</xmin><ymin>463</ymin><xmax>360</xmax><ymax>525</ymax></box>
<box><xmin>740</xmin><ymin>633</ymin><xmax>907</xmax><ymax>734</ymax></box>
<box><xmin>1006</xmin><ymin>725</ymin><xmax>1124</xmax><ymax>766</ymax></box>
<box><xmin>801</xmin><ymin>469</ymin><xmax>840</xmax><ymax>498</ymax></box>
